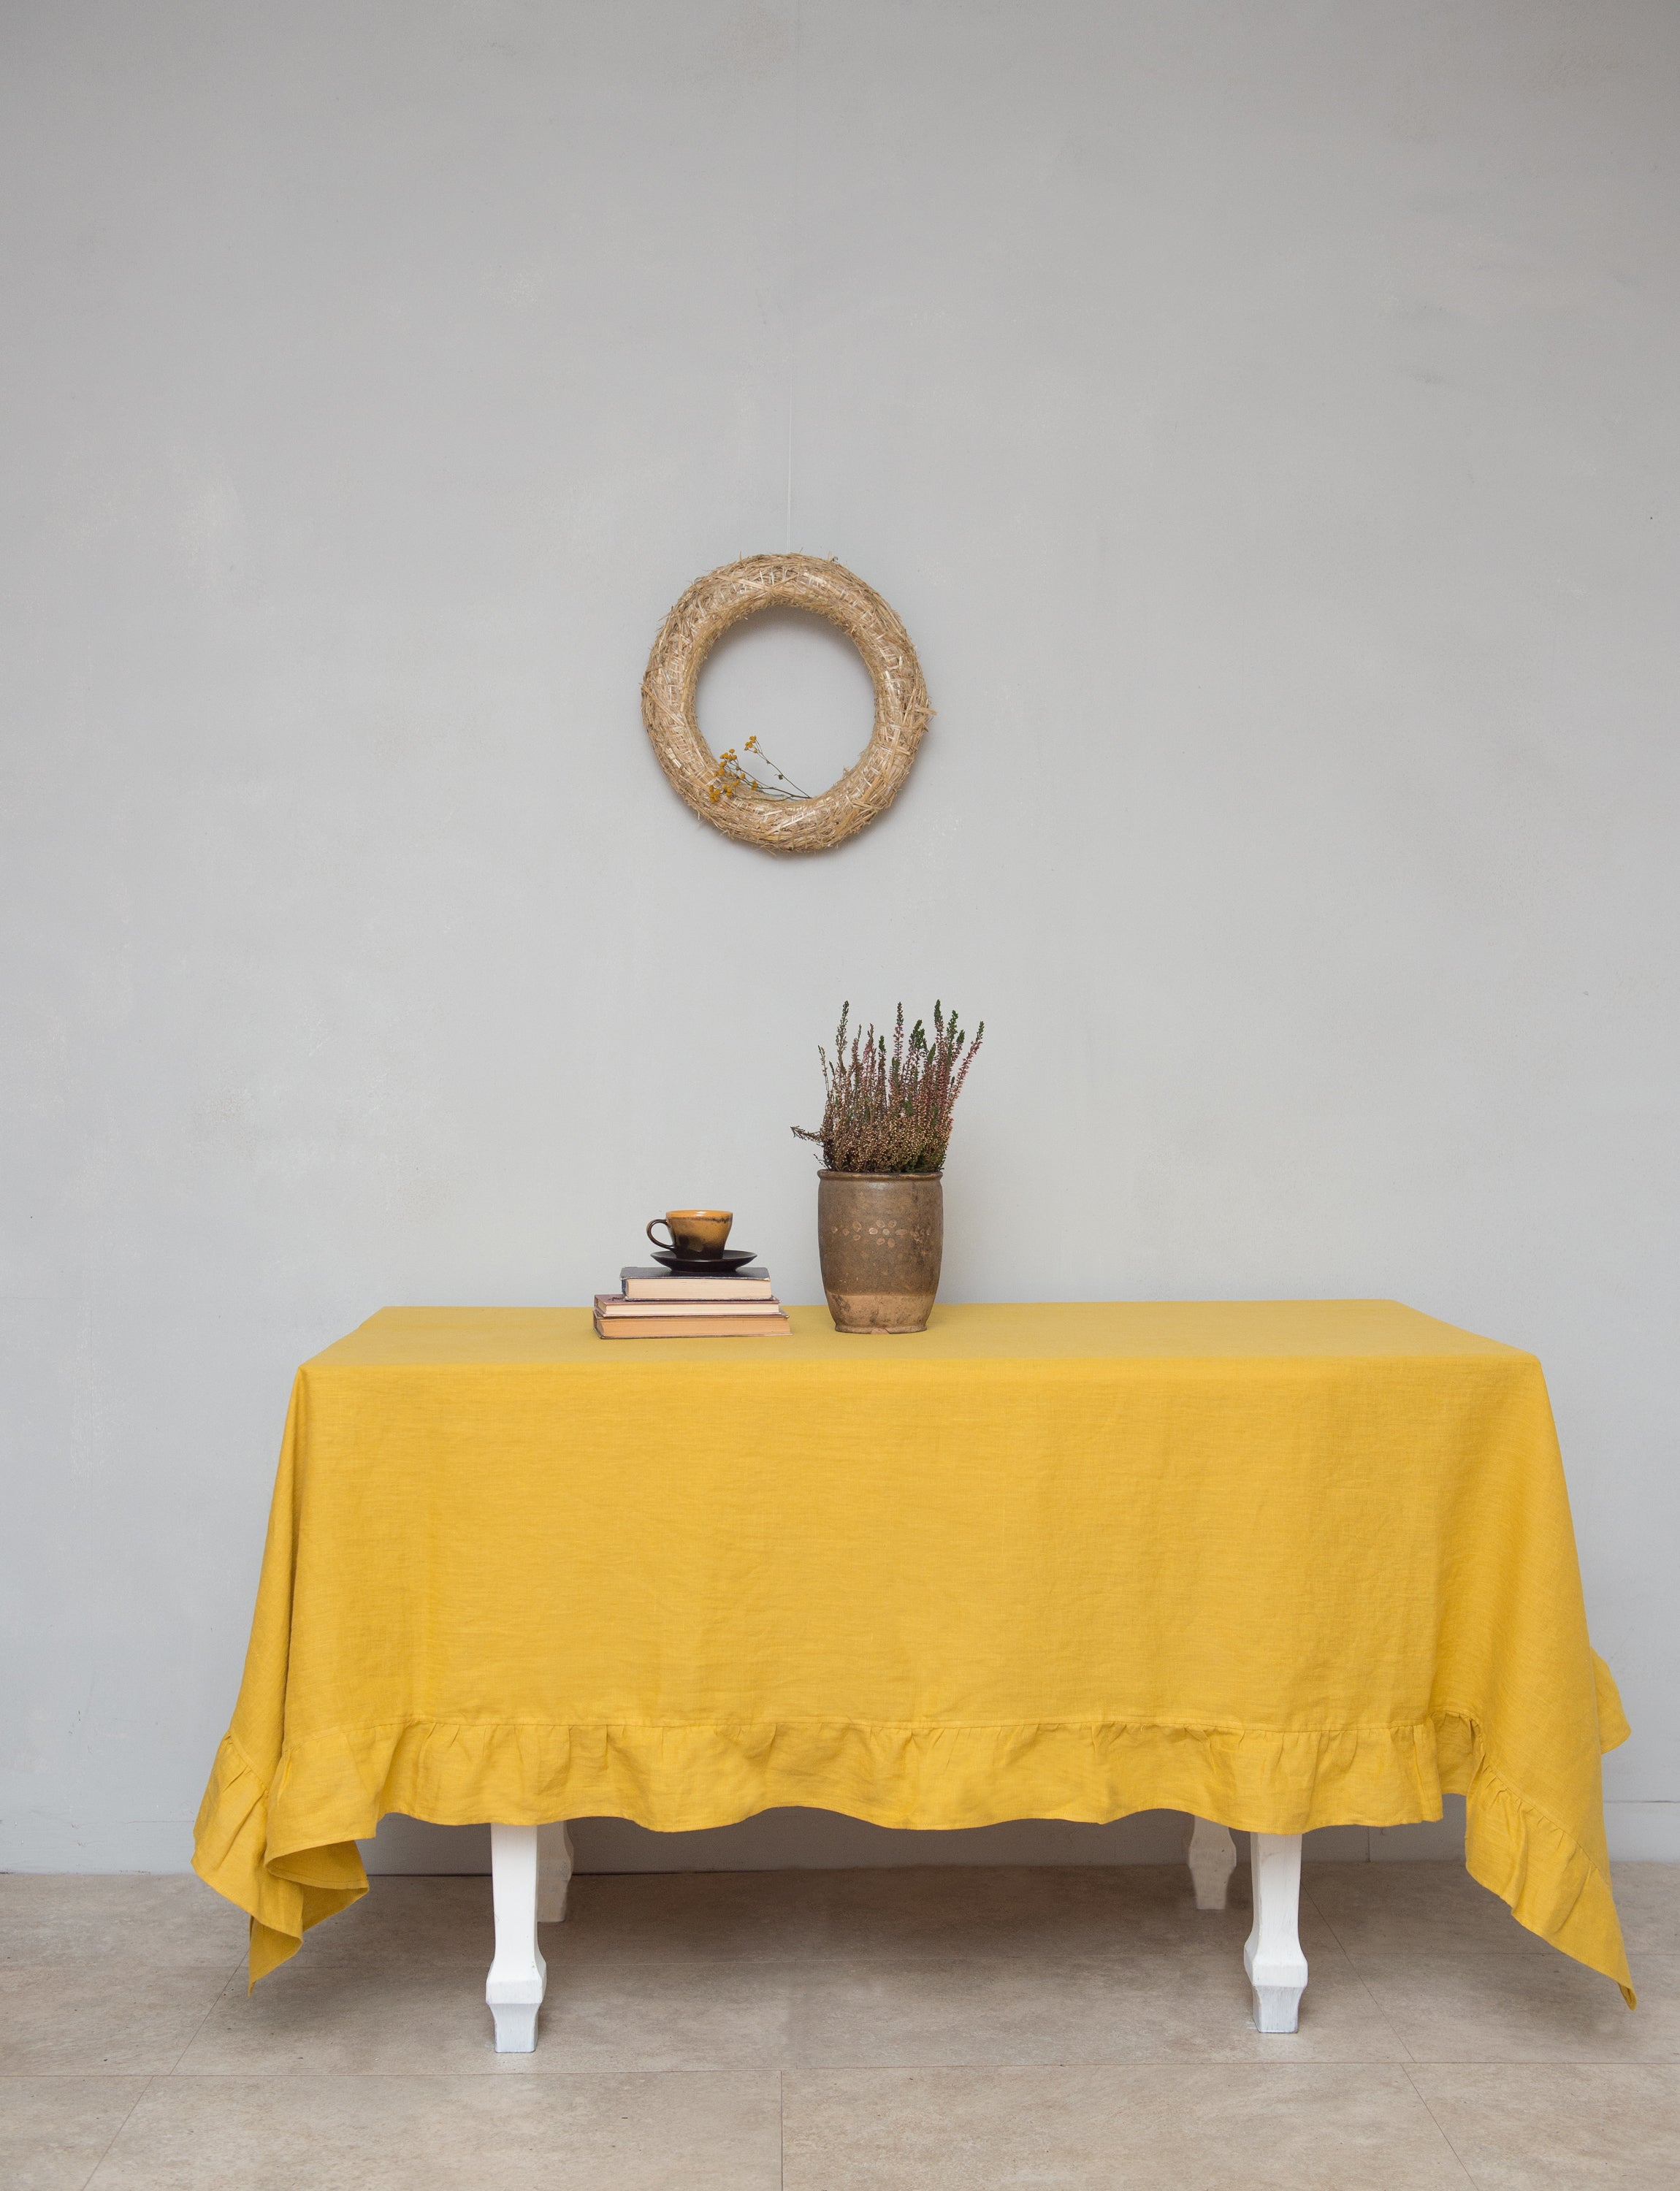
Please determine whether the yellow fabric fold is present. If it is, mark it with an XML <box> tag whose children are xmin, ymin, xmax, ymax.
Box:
<box><xmin>193</xmin><ymin>1300</ymin><xmax>1633</xmax><ymax>2000</ymax></box>
<box><xmin>1594</xmin><ymin>1653</ymin><xmax>1633</xmax><ymax>1754</ymax></box>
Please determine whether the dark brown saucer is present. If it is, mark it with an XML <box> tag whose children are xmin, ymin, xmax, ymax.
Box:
<box><xmin>649</xmin><ymin>1245</ymin><xmax>760</xmax><ymax>1276</ymax></box>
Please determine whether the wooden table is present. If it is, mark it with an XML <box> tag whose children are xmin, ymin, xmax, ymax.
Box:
<box><xmin>482</xmin><ymin>1813</ymin><xmax>1305</xmax><ymax>2052</ymax></box>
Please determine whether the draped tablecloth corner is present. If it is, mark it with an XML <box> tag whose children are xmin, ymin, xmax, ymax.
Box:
<box><xmin>192</xmin><ymin>1300</ymin><xmax>1635</xmax><ymax>2004</ymax></box>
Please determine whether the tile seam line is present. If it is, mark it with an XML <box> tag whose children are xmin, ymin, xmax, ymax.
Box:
<box><xmin>590</xmin><ymin>2054</ymin><xmax>1432</xmax><ymax>2072</ymax></box>
<box><xmin>1302</xmin><ymin>1872</ymin><xmax>1422</xmax><ymax>2065</ymax></box>
<box><xmin>74</xmin><ymin>2070</ymin><xmax>153</xmax><ymax>2191</ymax></box>
<box><xmin>1402</xmin><ymin>2064</ymin><xmax>1481</xmax><ymax>2184</ymax></box>
<box><xmin>155</xmin><ymin>2065</ymin><xmax>793</xmax><ymax>2082</ymax></box>
<box><xmin>1401</xmin><ymin>2052</ymin><xmax>1668</xmax><ymax>2065</ymax></box>
<box><xmin>162</xmin><ymin>2054</ymin><xmax>1481</xmax><ymax>2079</ymax></box>
<box><xmin>169</xmin><ymin>1955</ymin><xmax>258</xmax><ymax>2054</ymax></box>
<box><xmin>152</xmin><ymin>1952</ymin><xmax>248</xmax><ymax>2076</ymax></box>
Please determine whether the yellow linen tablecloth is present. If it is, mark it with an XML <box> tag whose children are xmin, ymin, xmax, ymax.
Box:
<box><xmin>194</xmin><ymin>1300</ymin><xmax>1633</xmax><ymax>2000</ymax></box>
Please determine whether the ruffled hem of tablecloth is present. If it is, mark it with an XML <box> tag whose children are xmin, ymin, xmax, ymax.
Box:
<box><xmin>191</xmin><ymin>1699</ymin><xmax>1634</xmax><ymax>2001</ymax></box>
<box><xmin>1462</xmin><ymin>1758</ymin><xmax>1633</xmax><ymax>2005</ymax></box>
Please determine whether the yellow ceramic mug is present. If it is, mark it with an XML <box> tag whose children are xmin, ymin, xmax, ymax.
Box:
<box><xmin>646</xmin><ymin>1209</ymin><xmax>733</xmax><ymax>1258</ymax></box>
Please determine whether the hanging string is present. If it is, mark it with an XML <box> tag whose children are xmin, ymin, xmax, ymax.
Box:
<box><xmin>786</xmin><ymin>0</ymin><xmax>801</xmax><ymax>551</ymax></box>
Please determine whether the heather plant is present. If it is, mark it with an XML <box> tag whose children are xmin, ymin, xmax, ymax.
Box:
<box><xmin>793</xmin><ymin>1002</ymin><xmax>984</xmax><ymax>1175</ymax></box>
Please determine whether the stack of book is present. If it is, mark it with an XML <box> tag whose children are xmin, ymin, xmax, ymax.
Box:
<box><xmin>593</xmin><ymin>1265</ymin><xmax>791</xmax><ymax>1339</ymax></box>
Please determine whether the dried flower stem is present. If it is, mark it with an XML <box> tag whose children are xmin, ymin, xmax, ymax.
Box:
<box><xmin>793</xmin><ymin>1001</ymin><xmax>984</xmax><ymax>1174</ymax></box>
<box><xmin>707</xmin><ymin>734</ymin><xmax>812</xmax><ymax>805</ymax></box>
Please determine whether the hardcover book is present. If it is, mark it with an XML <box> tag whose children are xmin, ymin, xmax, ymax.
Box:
<box><xmin>593</xmin><ymin>1309</ymin><xmax>791</xmax><ymax>1339</ymax></box>
<box><xmin>619</xmin><ymin>1266</ymin><xmax>773</xmax><ymax>1301</ymax></box>
<box><xmin>595</xmin><ymin>1294</ymin><xmax>784</xmax><ymax>1319</ymax></box>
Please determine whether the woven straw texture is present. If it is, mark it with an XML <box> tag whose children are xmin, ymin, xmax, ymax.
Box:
<box><xmin>641</xmin><ymin>554</ymin><xmax>931</xmax><ymax>852</ymax></box>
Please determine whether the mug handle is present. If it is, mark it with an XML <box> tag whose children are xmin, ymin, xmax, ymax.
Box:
<box><xmin>646</xmin><ymin>1219</ymin><xmax>674</xmax><ymax>1250</ymax></box>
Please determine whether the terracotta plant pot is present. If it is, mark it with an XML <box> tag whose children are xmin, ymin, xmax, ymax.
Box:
<box><xmin>817</xmin><ymin>1170</ymin><xmax>944</xmax><ymax>1334</ymax></box>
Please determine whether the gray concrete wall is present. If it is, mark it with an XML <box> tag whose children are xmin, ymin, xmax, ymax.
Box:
<box><xmin>2</xmin><ymin>1</ymin><xmax>1675</xmax><ymax>1873</ymax></box>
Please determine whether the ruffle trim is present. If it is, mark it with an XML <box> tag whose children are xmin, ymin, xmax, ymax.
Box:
<box><xmin>191</xmin><ymin>1710</ymin><xmax>1633</xmax><ymax>2000</ymax></box>
<box><xmin>1463</xmin><ymin>1757</ymin><xmax>1634</xmax><ymax>2006</ymax></box>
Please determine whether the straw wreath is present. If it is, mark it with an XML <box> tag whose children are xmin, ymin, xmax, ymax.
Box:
<box><xmin>641</xmin><ymin>554</ymin><xmax>931</xmax><ymax>852</ymax></box>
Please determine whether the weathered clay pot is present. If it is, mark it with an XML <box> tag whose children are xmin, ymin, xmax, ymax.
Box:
<box><xmin>817</xmin><ymin>1170</ymin><xmax>944</xmax><ymax>1334</ymax></box>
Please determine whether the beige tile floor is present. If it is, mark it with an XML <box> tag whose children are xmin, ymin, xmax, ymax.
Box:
<box><xmin>2</xmin><ymin>1862</ymin><xmax>1676</xmax><ymax>2188</ymax></box>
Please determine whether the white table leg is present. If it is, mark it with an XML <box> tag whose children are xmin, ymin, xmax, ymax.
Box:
<box><xmin>1187</xmin><ymin>1816</ymin><xmax>1237</xmax><ymax>1910</ymax></box>
<box><xmin>1244</xmin><ymin>1829</ymin><xmax>1308</xmax><ymax>2033</ymax></box>
<box><xmin>537</xmin><ymin>1821</ymin><xmax>574</xmax><ymax>1924</ymax></box>
<box><xmin>486</xmin><ymin>1824</ymin><xmax>547</xmax><ymax>2053</ymax></box>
